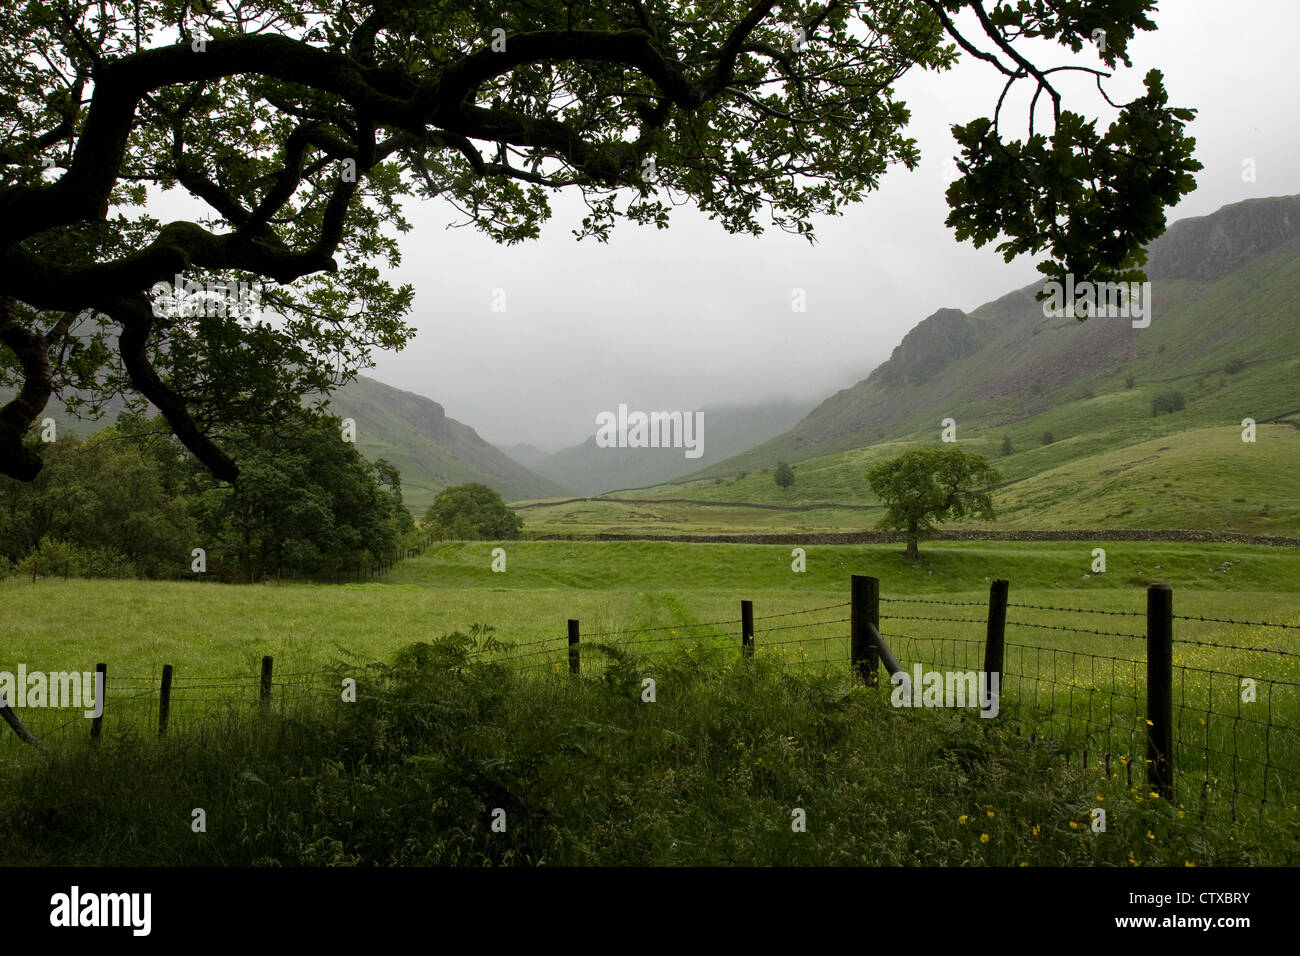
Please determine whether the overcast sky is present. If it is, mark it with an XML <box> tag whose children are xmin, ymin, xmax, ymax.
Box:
<box><xmin>308</xmin><ymin>3</ymin><xmax>1300</xmax><ymax>451</ymax></box>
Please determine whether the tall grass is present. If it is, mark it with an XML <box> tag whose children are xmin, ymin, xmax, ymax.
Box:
<box><xmin>1</xmin><ymin>630</ymin><xmax>1294</xmax><ymax>866</ymax></box>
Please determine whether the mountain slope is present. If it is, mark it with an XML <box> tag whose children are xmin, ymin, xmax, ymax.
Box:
<box><xmin>323</xmin><ymin>376</ymin><xmax>567</xmax><ymax>513</ymax></box>
<box><xmin>703</xmin><ymin>194</ymin><xmax>1300</xmax><ymax>473</ymax></box>
<box><xmin>503</xmin><ymin>398</ymin><xmax>815</xmax><ymax>495</ymax></box>
<box><xmin>516</xmin><ymin>195</ymin><xmax>1300</xmax><ymax>538</ymax></box>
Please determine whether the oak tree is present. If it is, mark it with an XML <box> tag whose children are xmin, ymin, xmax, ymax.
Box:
<box><xmin>866</xmin><ymin>446</ymin><xmax>999</xmax><ymax>558</ymax></box>
<box><xmin>0</xmin><ymin>1</ymin><xmax>1200</xmax><ymax>482</ymax></box>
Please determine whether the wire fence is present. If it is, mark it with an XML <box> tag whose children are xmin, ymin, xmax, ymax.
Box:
<box><xmin>877</xmin><ymin>593</ymin><xmax>1299</xmax><ymax>823</ymax></box>
<box><xmin>462</xmin><ymin>586</ymin><xmax>1298</xmax><ymax>822</ymax></box>
<box><xmin>4</xmin><ymin>582</ymin><xmax>1296</xmax><ymax>825</ymax></box>
<box><xmin>0</xmin><ymin>665</ymin><xmax>342</xmax><ymax>748</ymax></box>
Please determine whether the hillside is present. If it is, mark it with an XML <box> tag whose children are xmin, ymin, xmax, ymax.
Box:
<box><xmin>322</xmin><ymin>376</ymin><xmax>566</xmax><ymax>513</ymax></box>
<box><xmin>707</xmin><ymin>194</ymin><xmax>1300</xmax><ymax>470</ymax></box>
<box><xmin>516</xmin><ymin>195</ymin><xmax>1300</xmax><ymax>538</ymax></box>
<box><xmin>8</xmin><ymin>373</ymin><xmax>565</xmax><ymax>516</ymax></box>
<box><xmin>502</xmin><ymin>398</ymin><xmax>815</xmax><ymax>495</ymax></box>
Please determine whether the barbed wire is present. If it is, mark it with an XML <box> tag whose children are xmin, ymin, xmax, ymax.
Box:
<box><xmin>756</xmin><ymin>617</ymin><xmax>851</xmax><ymax>634</ymax></box>
<box><xmin>752</xmin><ymin>601</ymin><xmax>850</xmax><ymax>620</ymax></box>
<box><xmin>880</xmin><ymin>613</ymin><xmax>988</xmax><ymax>626</ymax></box>
<box><xmin>880</xmin><ymin>597</ymin><xmax>987</xmax><ymax>607</ymax></box>
<box><xmin>1006</xmin><ymin>620</ymin><xmax>1146</xmax><ymax>639</ymax></box>
<box><xmin>1173</xmin><ymin>637</ymin><xmax>1300</xmax><ymax>661</ymax></box>
<box><xmin>1173</xmin><ymin>614</ymin><xmax>1300</xmax><ymax>630</ymax></box>
<box><xmin>1008</xmin><ymin>601</ymin><xmax>1144</xmax><ymax>617</ymax></box>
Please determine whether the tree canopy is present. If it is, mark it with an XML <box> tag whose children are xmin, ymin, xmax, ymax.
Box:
<box><xmin>0</xmin><ymin>410</ymin><xmax>417</xmax><ymax>582</ymax></box>
<box><xmin>1</xmin><ymin>1</ymin><xmax>1200</xmax><ymax>483</ymax></box>
<box><xmin>866</xmin><ymin>446</ymin><xmax>999</xmax><ymax>558</ymax></box>
<box><xmin>424</xmin><ymin>482</ymin><xmax>523</xmax><ymax>540</ymax></box>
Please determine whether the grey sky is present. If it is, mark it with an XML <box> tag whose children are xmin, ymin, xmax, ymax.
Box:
<box><xmin>165</xmin><ymin>2</ymin><xmax>1300</xmax><ymax>453</ymax></box>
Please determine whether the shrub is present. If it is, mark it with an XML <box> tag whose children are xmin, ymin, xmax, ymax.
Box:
<box><xmin>1124</xmin><ymin>374</ymin><xmax>1135</xmax><ymax>389</ymax></box>
<box><xmin>1041</xmin><ymin>431</ymin><xmax>1055</xmax><ymax>445</ymax></box>
<box><xmin>1000</xmin><ymin>436</ymin><xmax>1013</xmax><ymax>456</ymax></box>
<box><xmin>424</xmin><ymin>483</ymin><xmax>523</xmax><ymax>540</ymax></box>
<box><xmin>1224</xmin><ymin>358</ymin><xmax>1246</xmax><ymax>374</ymax></box>
<box><xmin>1152</xmin><ymin>391</ymin><xmax>1186</xmax><ymax>416</ymax></box>
<box><xmin>15</xmin><ymin>537</ymin><xmax>83</xmax><ymax>580</ymax></box>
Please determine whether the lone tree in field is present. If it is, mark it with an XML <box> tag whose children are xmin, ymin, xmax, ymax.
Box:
<box><xmin>424</xmin><ymin>482</ymin><xmax>523</xmax><ymax>540</ymax></box>
<box><xmin>774</xmin><ymin>461</ymin><xmax>796</xmax><ymax>490</ymax></box>
<box><xmin>0</xmin><ymin>2</ymin><xmax>1200</xmax><ymax>483</ymax></box>
<box><xmin>866</xmin><ymin>447</ymin><xmax>999</xmax><ymax>559</ymax></box>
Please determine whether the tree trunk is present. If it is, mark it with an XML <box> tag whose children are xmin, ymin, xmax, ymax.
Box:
<box><xmin>235</xmin><ymin>498</ymin><xmax>252</xmax><ymax>584</ymax></box>
<box><xmin>905</xmin><ymin>538</ymin><xmax>920</xmax><ymax>560</ymax></box>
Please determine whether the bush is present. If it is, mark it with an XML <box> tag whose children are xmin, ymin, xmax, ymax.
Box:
<box><xmin>1152</xmin><ymin>391</ymin><xmax>1186</xmax><ymax>416</ymax></box>
<box><xmin>1000</xmin><ymin>436</ymin><xmax>1013</xmax><ymax>456</ymax></box>
<box><xmin>0</xmin><ymin>631</ymin><xmax>1287</xmax><ymax>867</ymax></box>
<box><xmin>15</xmin><ymin>537</ymin><xmax>82</xmax><ymax>580</ymax></box>
<box><xmin>1041</xmin><ymin>431</ymin><xmax>1055</xmax><ymax>445</ymax></box>
<box><xmin>1224</xmin><ymin>358</ymin><xmax>1246</xmax><ymax>374</ymax></box>
<box><xmin>424</xmin><ymin>483</ymin><xmax>523</xmax><ymax>540</ymax></box>
<box><xmin>1124</xmin><ymin>374</ymin><xmax>1135</xmax><ymax>389</ymax></box>
<box><xmin>774</xmin><ymin>462</ymin><xmax>796</xmax><ymax>490</ymax></box>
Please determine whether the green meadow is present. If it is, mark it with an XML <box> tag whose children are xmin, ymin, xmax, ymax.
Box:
<box><xmin>2</xmin><ymin>537</ymin><xmax>1298</xmax><ymax>864</ymax></box>
<box><xmin>514</xmin><ymin>425</ymin><xmax>1300</xmax><ymax>537</ymax></box>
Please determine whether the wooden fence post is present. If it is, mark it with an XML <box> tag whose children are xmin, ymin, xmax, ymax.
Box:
<box><xmin>158</xmin><ymin>664</ymin><xmax>173</xmax><ymax>736</ymax></box>
<box><xmin>568</xmin><ymin>620</ymin><xmax>580</xmax><ymax>674</ymax></box>
<box><xmin>1146</xmin><ymin>584</ymin><xmax>1174</xmax><ymax>800</ymax></box>
<box><xmin>741</xmin><ymin>600</ymin><xmax>754</xmax><ymax>658</ymax></box>
<box><xmin>984</xmin><ymin>579</ymin><xmax>1009</xmax><ymax>711</ymax></box>
<box><xmin>260</xmin><ymin>656</ymin><xmax>273</xmax><ymax>714</ymax></box>
<box><xmin>850</xmin><ymin>575</ymin><xmax>880</xmax><ymax>686</ymax></box>
<box><xmin>90</xmin><ymin>662</ymin><xmax>106</xmax><ymax>738</ymax></box>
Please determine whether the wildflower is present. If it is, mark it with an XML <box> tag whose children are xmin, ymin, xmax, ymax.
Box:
<box><xmin>958</xmin><ymin>815</ymin><xmax>968</xmax><ymax>825</ymax></box>
<box><xmin>1069</xmin><ymin>821</ymin><xmax>1079</xmax><ymax>829</ymax></box>
<box><xmin>980</xmin><ymin>833</ymin><xmax>989</xmax><ymax>844</ymax></box>
<box><xmin>1019</xmin><ymin>862</ymin><xmax>1029</xmax><ymax>867</ymax></box>
<box><xmin>987</xmin><ymin>810</ymin><xmax>995</xmax><ymax>819</ymax></box>
<box><xmin>1147</xmin><ymin>831</ymin><xmax>1155</xmax><ymax>840</ymax></box>
<box><xmin>1031</xmin><ymin>826</ymin><xmax>1040</xmax><ymax>836</ymax></box>
<box><xmin>1184</xmin><ymin>861</ymin><xmax>1195</xmax><ymax>867</ymax></box>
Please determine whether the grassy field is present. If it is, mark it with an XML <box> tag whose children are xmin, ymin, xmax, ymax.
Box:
<box><xmin>2</xmin><ymin>538</ymin><xmax>1297</xmax><ymax>865</ymax></box>
<box><xmin>5</xmin><ymin>538</ymin><xmax>1299</xmax><ymax>671</ymax></box>
<box><xmin>512</xmin><ymin>425</ymin><xmax>1300</xmax><ymax>537</ymax></box>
